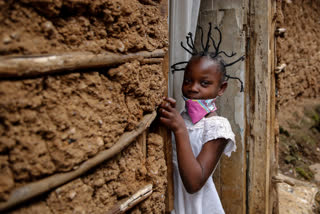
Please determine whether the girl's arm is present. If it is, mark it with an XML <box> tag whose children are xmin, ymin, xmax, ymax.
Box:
<box><xmin>159</xmin><ymin>97</ymin><xmax>227</xmax><ymax>194</ymax></box>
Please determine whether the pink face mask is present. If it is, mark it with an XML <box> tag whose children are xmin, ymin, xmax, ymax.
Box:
<box><xmin>183</xmin><ymin>96</ymin><xmax>217</xmax><ymax>124</ymax></box>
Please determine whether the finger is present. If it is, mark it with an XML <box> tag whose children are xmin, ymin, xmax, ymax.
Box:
<box><xmin>158</xmin><ymin>107</ymin><xmax>165</xmax><ymax>116</ymax></box>
<box><xmin>159</xmin><ymin>108</ymin><xmax>172</xmax><ymax>118</ymax></box>
<box><xmin>165</xmin><ymin>97</ymin><xmax>176</xmax><ymax>108</ymax></box>
<box><xmin>159</xmin><ymin>116</ymin><xmax>172</xmax><ymax>126</ymax></box>
<box><xmin>159</xmin><ymin>98</ymin><xmax>171</xmax><ymax>108</ymax></box>
<box><xmin>159</xmin><ymin>101</ymin><xmax>168</xmax><ymax>109</ymax></box>
<box><xmin>161</xmin><ymin>102</ymin><xmax>174</xmax><ymax>112</ymax></box>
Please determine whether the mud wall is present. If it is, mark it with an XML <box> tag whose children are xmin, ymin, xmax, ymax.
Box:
<box><xmin>276</xmin><ymin>0</ymin><xmax>320</xmax><ymax>186</ymax></box>
<box><xmin>276</xmin><ymin>0</ymin><xmax>320</xmax><ymax>107</ymax></box>
<box><xmin>0</xmin><ymin>0</ymin><xmax>168</xmax><ymax>213</ymax></box>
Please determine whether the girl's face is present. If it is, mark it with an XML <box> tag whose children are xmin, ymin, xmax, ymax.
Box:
<box><xmin>182</xmin><ymin>56</ymin><xmax>227</xmax><ymax>99</ymax></box>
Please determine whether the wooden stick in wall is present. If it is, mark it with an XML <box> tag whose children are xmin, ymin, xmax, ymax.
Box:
<box><xmin>0</xmin><ymin>49</ymin><xmax>165</xmax><ymax>78</ymax></box>
<box><xmin>0</xmin><ymin>111</ymin><xmax>157</xmax><ymax>212</ymax></box>
<box><xmin>106</xmin><ymin>184</ymin><xmax>153</xmax><ymax>214</ymax></box>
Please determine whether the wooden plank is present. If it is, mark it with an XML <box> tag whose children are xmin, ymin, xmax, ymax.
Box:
<box><xmin>157</xmin><ymin>125</ymin><xmax>174</xmax><ymax>213</ymax></box>
<box><xmin>246</xmin><ymin>0</ymin><xmax>275</xmax><ymax>213</ymax></box>
<box><xmin>161</xmin><ymin>50</ymin><xmax>174</xmax><ymax>213</ymax></box>
<box><xmin>270</xmin><ymin>1</ymin><xmax>278</xmax><ymax>213</ymax></box>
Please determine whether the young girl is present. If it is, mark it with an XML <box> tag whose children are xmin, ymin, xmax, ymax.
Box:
<box><xmin>159</xmin><ymin>24</ymin><xmax>243</xmax><ymax>214</ymax></box>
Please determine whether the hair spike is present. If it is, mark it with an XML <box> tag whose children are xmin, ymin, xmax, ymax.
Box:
<box><xmin>204</xmin><ymin>23</ymin><xmax>212</xmax><ymax>52</ymax></box>
<box><xmin>180</xmin><ymin>41</ymin><xmax>194</xmax><ymax>55</ymax></box>
<box><xmin>214</xmin><ymin>26</ymin><xmax>222</xmax><ymax>53</ymax></box>
<box><xmin>218</xmin><ymin>51</ymin><xmax>236</xmax><ymax>58</ymax></box>
<box><xmin>198</xmin><ymin>26</ymin><xmax>205</xmax><ymax>51</ymax></box>
<box><xmin>225</xmin><ymin>74</ymin><xmax>244</xmax><ymax>92</ymax></box>
<box><xmin>210</xmin><ymin>35</ymin><xmax>217</xmax><ymax>50</ymax></box>
<box><xmin>188</xmin><ymin>33</ymin><xmax>195</xmax><ymax>48</ymax></box>
<box><xmin>171</xmin><ymin>61</ymin><xmax>189</xmax><ymax>73</ymax></box>
<box><xmin>224</xmin><ymin>55</ymin><xmax>245</xmax><ymax>67</ymax></box>
<box><xmin>186</xmin><ymin>33</ymin><xmax>197</xmax><ymax>55</ymax></box>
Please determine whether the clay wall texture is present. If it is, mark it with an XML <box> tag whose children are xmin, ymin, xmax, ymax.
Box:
<box><xmin>276</xmin><ymin>0</ymin><xmax>320</xmax><ymax>107</ymax></box>
<box><xmin>0</xmin><ymin>0</ymin><xmax>168</xmax><ymax>213</ymax></box>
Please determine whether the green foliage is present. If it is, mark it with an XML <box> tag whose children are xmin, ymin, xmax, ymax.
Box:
<box><xmin>284</xmin><ymin>155</ymin><xmax>296</xmax><ymax>164</ymax></box>
<box><xmin>311</xmin><ymin>109</ymin><xmax>320</xmax><ymax>132</ymax></box>
<box><xmin>295</xmin><ymin>167</ymin><xmax>314</xmax><ymax>181</ymax></box>
<box><xmin>279</xmin><ymin>102</ymin><xmax>320</xmax><ymax>183</ymax></box>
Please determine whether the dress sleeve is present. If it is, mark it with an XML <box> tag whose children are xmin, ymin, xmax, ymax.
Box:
<box><xmin>202</xmin><ymin>117</ymin><xmax>236</xmax><ymax>157</ymax></box>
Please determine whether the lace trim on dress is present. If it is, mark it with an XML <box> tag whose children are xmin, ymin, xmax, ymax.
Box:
<box><xmin>202</xmin><ymin>116</ymin><xmax>236</xmax><ymax>157</ymax></box>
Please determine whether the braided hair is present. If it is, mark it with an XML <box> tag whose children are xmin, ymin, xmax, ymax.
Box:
<box><xmin>171</xmin><ymin>23</ymin><xmax>245</xmax><ymax>92</ymax></box>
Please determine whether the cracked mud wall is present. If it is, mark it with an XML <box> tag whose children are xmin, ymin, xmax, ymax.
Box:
<box><xmin>0</xmin><ymin>0</ymin><xmax>167</xmax><ymax>55</ymax></box>
<box><xmin>8</xmin><ymin>133</ymin><xmax>167</xmax><ymax>214</ymax></box>
<box><xmin>0</xmin><ymin>0</ymin><xmax>168</xmax><ymax>213</ymax></box>
<box><xmin>276</xmin><ymin>0</ymin><xmax>320</xmax><ymax>107</ymax></box>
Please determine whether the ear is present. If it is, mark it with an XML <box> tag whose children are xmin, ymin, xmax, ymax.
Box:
<box><xmin>218</xmin><ymin>81</ymin><xmax>228</xmax><ymax>96</ymax></box>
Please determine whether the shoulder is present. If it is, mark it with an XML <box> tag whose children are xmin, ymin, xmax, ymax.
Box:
<box><xmin>202</xmin><ymin>116</ymin><xmax>235</xmax><ymax>144</ymax></box>
<box><xmin>202</xmin><ymin>116</ymin><xmax>236</xmax><ymax>157</ymax></box>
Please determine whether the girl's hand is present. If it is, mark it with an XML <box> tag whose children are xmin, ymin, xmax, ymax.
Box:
<box><xmin>159</xmin><ymin>97</ymin><xmax>185</xmax><ymax>133</ymax></box>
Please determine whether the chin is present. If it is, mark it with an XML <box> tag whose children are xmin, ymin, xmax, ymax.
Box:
<box><xmin>184</xmin><ymin>95</ymin><xmax>196</xmax><ymax>99</ymax></box>
<box><xmin>185</xmin><ymin>96</ymin><xmax>203</xmax><ymax>100</ymax></box>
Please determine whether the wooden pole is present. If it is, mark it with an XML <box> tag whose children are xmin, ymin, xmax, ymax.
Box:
<box><xmin>0</xmin><ymin>111</ymin><xmax>157</xmax><ymax>212</ymax></box>
<box><xmin>106</xmin><ymin>184</ymin><xmax>153</xmax><ymax>214</ymax></box>
<box><xmin>159</xmin><ymin>51</ymin><xmax>174</xmax><ymax>213</ymax></box>
<box><xmin>0</xmin><ymin>49</ymin><xmax>165</xmax><ymax>78</ymax></box>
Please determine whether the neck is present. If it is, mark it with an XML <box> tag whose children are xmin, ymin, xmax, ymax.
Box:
<box><xmin>206</xmin><ymin>111</ymin><xmax>217</xmax><ymax>118</ymax></box>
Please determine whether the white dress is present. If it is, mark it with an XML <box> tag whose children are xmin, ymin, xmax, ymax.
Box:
<box><xmin>172</xmin><ymin>111</ymin><xmax>236</xmax><ymax>214</ymax></box>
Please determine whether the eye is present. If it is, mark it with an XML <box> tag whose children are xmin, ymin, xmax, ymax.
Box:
<box><xmin>183</xmin><ymin>78</ymin><xmax>191</xmax><ymax>84</ymax></box>
<box><xmin>200</xmin><ymin>80</ymin><xmax>210</xmax><ymax>87</ymax></box>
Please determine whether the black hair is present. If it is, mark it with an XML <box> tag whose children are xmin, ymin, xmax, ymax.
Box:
<box><xmin>171</xmin><ymin>23</ymin><xmax>245</xmax><ymax>92</ymax></box>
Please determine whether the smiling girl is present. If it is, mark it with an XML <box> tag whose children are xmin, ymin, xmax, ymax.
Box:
<box><xmin>159</xmin><ymin>24</ymin><xmax>243</xmax><ymax>214</ymax></box>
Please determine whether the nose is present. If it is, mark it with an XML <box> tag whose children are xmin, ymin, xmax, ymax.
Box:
<box><xmin>190</xmin><ymin>83</ymin><xmax>199</xmax><ymax>93</ymax></box>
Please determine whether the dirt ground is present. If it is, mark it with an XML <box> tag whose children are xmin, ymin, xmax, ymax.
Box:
<box><xmin>0</xmin><ymin>0</ymin><xmax>168</xmax><ymax>213</ymax></box>
<box><xmin>277</xmin><ymin>99</ymin><xmax>320</xmax><ymax>182</ymax></box>
<box><xmin>277</xmin><ymin>174</ymin><xmax>319</xmax><ymax>214</ymax></box>
<box><xmin>276</xmin><ymin>0</ymin><xmax>320</xmax><ymax>212</ymax></box>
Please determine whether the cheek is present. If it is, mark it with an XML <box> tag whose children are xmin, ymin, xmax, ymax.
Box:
<box><xmin>181</xmin><ymin>85</ymin><xmax>187</xmax><ymax>94</ymax></box>
<box><xmin>206</xmin><ymin>86</ymin><xmax>219</xmax><ymax>97</ymax></box>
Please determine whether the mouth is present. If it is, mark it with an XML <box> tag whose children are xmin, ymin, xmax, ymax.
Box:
<box><xmin>183</xmin><ymin>91</ymin><xmax>202</xmax><ymax>99</ymax></box>
<box><xmin>183</xmin><ymin>95</ymin><xmax>201</xmax><ymax>100</ymax></box>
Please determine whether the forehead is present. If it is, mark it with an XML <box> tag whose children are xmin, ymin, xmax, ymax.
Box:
<box><xmin>185</xmin><ymin>56</ymin><xmax>221</xmax><ymax>77</ymax></box>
